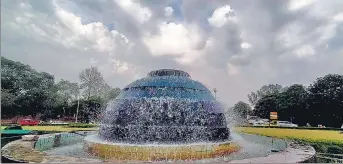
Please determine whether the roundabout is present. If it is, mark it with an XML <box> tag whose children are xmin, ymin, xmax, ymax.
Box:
<box><xmin>1</xmin><ymin>69</ymin><xmax>316</xmax><ymax>163</ymax></box>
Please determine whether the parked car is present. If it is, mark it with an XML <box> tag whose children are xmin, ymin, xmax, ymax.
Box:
<box><xmin>253</xmin><ymin>121</ymin><xmax>269</xmax><ymax>127</ymax></box>
<box><xmin>19</xmin><ymin>119</ymin><xmax>40</xmax><ymax>126</ymax></box>
<box><xmin>49</xmin><ymin>120</ymin><xmax>69</xmax><ymax>125</ymax></box>
<box><xmin>277</xmin><ymin>121</ymin><xmax>298</xmax><ymax>127</ymax></box>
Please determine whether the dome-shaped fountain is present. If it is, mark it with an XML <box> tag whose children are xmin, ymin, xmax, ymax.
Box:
<box><xmin>99</xmin><ymin>69</ymin><xmax>229</xmax><ymax>144</ymax></box>
<box><xmin>84</xmin><ymin>69</ymin><xmax>239</xmax><ymax>161</ymax></box>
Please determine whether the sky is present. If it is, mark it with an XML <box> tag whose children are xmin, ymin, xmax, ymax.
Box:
<box><xmin>1</xmin><ymin>0</ymin><xmax>343</xmax><ymax>106</ymax></box>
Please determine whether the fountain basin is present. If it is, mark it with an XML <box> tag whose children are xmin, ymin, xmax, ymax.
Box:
<box><xmin>1</xmin><ymin>131</ymin><xmax>317</xmax><ymax>163</ymax></box>
<box><xmin>84</xmin><ymin>134</ymin><xmax>240</xmax><ymax>162</ymax></box>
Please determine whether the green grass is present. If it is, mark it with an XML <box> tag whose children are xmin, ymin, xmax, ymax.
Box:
<box><xmin>235</xmin><ymin>127</ymin><xmax>343</xmax><ymax>153</ymax></box>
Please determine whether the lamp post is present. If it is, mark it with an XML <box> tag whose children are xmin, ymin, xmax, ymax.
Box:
<box><xmin>75</xmin><ymin>94</ymin><xmax>80</xmax><ymax>123</ymax></box>
<box><xmin>213</xmin><ymin>88</ymin><xmax>217</xmax><ymax>99</ymax></box>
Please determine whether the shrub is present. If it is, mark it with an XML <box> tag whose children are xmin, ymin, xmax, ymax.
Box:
<box><xmin>327</xmin><ymin>145</ymin><xmax>343</xmax><ymax>154</ymax></box>
<box><xmin>310</xmin><ymin>143</ymin><xmax>327</xmax><ymax>153</ymax></box>
<box><xmin>67</xmin><ymin>123</ymin><xmax>98</xmax><ymax>128</ymax></box>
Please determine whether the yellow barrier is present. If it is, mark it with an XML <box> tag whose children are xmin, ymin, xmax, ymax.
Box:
<box><xmin>84</xmin><ymin>139</ymin><xmax>240</xmax><ymax>162</ymax></box>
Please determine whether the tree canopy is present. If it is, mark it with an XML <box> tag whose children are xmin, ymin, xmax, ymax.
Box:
<box><xmin>246</xmin><ymin>74</ymin><xmax>343</xmax><ymax>128</ymax></box>
<box><xmin>1</xmin><ymin>57</ymin><xmax>121</xmax><ymax>122</ymax></box>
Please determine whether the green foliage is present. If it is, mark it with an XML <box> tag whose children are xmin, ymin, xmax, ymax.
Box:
<box><xmin>310</xmin><ymin>143</ymin><xmax>327</xmax><ymax>153</ymax></box>
<box><xmin>233</xmin><ymin>101</ymin><xmax>251</xmax><ymax>119</ymax></box>
<box><xmin>67</xmin><ymin>123</ymin><xmax>98</xmax><ymax>128</ymax></box>
<box><xmin>327</xmin><ymin>145</ymin><xmax>343</xmax><ymax>154</ymax></box>
<box><xmin>248</xmin><ymin>84</ymin><xmax>283</xmax><ymax>107</ymax></box>
<box><xmin>248</xmin><ymin>74</ymin><xmax>343</xmax><ymax>128</ymax></box>
<box><xmin>1</xmin><ymin>57</ymin><xmax>120</xmax><ymax>123</ymax></box>
<box><xmin>1</xmin><ymin>57</ymin><xmax>55</xmax><ymax>118</ymax></box>
<box><xmin>254</xmin><ymin>94</ymin><xmax>280</xmax><ymax>119</ymax></box>
<box><xmin>278</xmin><ymin>84</ymin><xmax>309</xmax><ymax>126</ymax></box>
<box><xmin>79</xmin><ymin>67</ymin><xmax>105</xmax><ymax>99</ymax></box>
<box><xmin>307</xmin><ymin>74</ymin><xmax>343</xmax><ymax>128</ymax></box>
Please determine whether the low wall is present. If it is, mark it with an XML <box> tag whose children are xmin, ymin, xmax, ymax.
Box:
<box><xmin>34</xmin><ymin>131</ymin><xmax>95</xmax><ymax>151</ymax></box>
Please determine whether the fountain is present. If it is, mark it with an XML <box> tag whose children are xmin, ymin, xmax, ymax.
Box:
<box><xmin>1</xmin><ymin>69</ymin><xmax>316</xmax><ymax>163</ymax></box>
<box><xmin>83</xmin><ymin>69</ymin><xmax>240</xmax><ymax>161</ymax></box>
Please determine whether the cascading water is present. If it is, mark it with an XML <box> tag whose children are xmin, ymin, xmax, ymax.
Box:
<box><xmin>99</xmin><ymin>69</ymin><xmax>230</xmax><ymax>144</ymax></box>
<box><xmin>82</xmin><ymin>69</ymin><xmax>239</xmax><ymax>162</ymax></box>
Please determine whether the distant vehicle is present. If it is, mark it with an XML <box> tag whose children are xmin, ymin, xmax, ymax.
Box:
<box><xmin>19</xmin><ymin>119</ymin><xmax>40</xmax><ymax>126</ymax></box>
<box><xmin>277</xmin><ymin>121</ymin><xmax>298</xmax><ymax>127</ymax></box>
<box><xmin>253</xmin><ymin>121</ymin><xmax>268</xmax><ymax>127</ymax></box>
<box><xmin>318</xmin><ymin>124</ymin><xmax>326</xmax><ymax>128</ymax></box>
<box><xmin>49</xmin><ymin>120</ymin><xmax>69</xmax><ymax>125</ymax></box>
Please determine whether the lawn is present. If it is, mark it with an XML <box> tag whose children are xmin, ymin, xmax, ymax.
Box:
<box><xmin>234</xmin><ymin>127</ymin><xmax>343</xmax><ymax>146</ymax></box>
<box><xmin>0</xmin><ymin>126</ymin><xmax>97</xmax><ymax>132</ymax></box>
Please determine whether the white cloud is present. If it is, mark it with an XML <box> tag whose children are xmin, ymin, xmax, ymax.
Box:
<box><xmin>288</xmin><ymin>0</ymin><xmax>316</xmax><ymax>11</ymax></box>
<box><xmin>164</xmin><ymin>6</ymin><xmax>173</xmax><ymax>17</ymax></box>
<box><xmin>143</xmin><ymin>22</ymin><xmax>202</xmax><ymax>57</ymax></box>
<box><xmin>2</xmin><ymin>0</ymin><xmax>343</xmax><ymax>105</ymax></box>
<box><xmin>333</xmin><ymin>12</ymin><xmax>343</xmax><ymax>22</ymax></box>
<box><xmin>241</xmin><ymin>42</ymin><xmax>252</xmax><ymax>49</ymax></box>
<box><xmin>208</xmin><ymin>5</ymin><xmax>237</xmax><ymax>28</ymax></box>
<box><xmin>114</xmin><ymin>0</ymin><xmax>152</xmax><ymax>24</ymax></box>
<box><xmin>227</xmin><ymin>62</ymin><xmax>239</xmax><ymax>76</ymax></box>
<box><xmin>294</xmin><ymin>44</ymin><xmax>316</xmax><ymax>58</ymax></box>
<box><xmin>110</xmin><ymin>59</ymin><xmax>135</xmax><ymax>75</ymax></box>
<box><xmin>19</xmin><ymin>2</ymin><xmax>32</xmax><ymax>9</ymax></box>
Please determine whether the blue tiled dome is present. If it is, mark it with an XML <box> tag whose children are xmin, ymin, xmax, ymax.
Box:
<box><xmin>99</xmin><ymin>69</ymin><xmax>230</xmax><ymax>144</ymax></box>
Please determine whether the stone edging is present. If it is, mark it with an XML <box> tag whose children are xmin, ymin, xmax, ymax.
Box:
<box><xmin>230</xmin><ymin>142</ymin><xmax>316</xmax><ymax>163</ymax></box>
<box><xmin>1</xmin><ymin>132</ymin><xmax>316</xmax><ymax>163</ymax></box>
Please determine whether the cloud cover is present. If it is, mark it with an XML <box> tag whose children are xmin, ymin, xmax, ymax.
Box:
<box><xmin>2</xmin><ymin>0</ymin><xmax>343</xmax><ymax>106</ymax></box>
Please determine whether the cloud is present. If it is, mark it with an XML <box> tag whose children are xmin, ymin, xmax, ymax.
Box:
<box><xmin>2</xmin><ymin>0</ymin><xmax>343</xmax><ymax>106</ymax></box>
<box><xmin>164</xmin><ymin>6</ymin><xmax>173</xmax><ymax>17</ymax></box>
<box><xmin>208</xmin><ymin>5</ymin><xmax>237</xmax><ymax>28</ymax></box>
<box><xmin>240</xmin><ymin>42</ymin><xmax>252</xmax><ymax>49</ymax></box>
<box><xmin>113</xmin><ymin>0</ymin><xmax>152</xmax><ymax>24</ymax></box>
<box><xmin>143</xmin><ymin>22</ymin><xmax>202</xmax><ymax>58</ymax></box>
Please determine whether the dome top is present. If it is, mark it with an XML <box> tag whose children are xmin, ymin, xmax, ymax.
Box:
<box><xmin>124</xmin><ymin>69</ymin><xmax>208</xmax><ymax>91</ymax></box>
<box><xmin>148</xmin><ymin>69</ymin><xmax>190</xmax><ymax>78</ymax></box>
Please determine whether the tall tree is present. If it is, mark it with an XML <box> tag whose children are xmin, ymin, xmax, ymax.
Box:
<box><xmin>79</xmin><ymin>67</ymin><xmax>105</xmax><ymax>99</ymax></box>
<box><xmin>1</xmin><ymin>57</ymin><xmax>55</xmax><ymax>118</ymax></box>
<box><xmin>233</xmin><ymin>101</ymin><xmax>251</xmax><ymax>119</ymax></box>
<box><xmin>248</xmin><ymin>84</ymin><xmax>283</xmax><ymax>107</ymax></box>
<box><xmin>278</xmin><ymin>84</ymin><xmax>309</xmax><ymax>125</ymax></box>
<box><xmin>307</xmin><ymin>74</ymin><xmax>343</xmax><ymax>127</ymax></box>
<box><xmin>253</xmin><ymin>93</ymin><xmax>280</xmax><ymax>119</ymax></box>
<box><xmin>55</xmin><ymin>79</ymin><xmax>79</xmax><ymax>116</ymax></box>
<box><xmin>101</xmin><ymin>83</ymin><xmax>121</xmax><ymax>103</ymax></box>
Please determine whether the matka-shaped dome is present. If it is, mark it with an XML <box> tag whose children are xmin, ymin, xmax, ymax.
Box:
<box><xmin>99</xmin><ymin>69</ymin><xmax>230</xmax><ymax>144</ymax></box>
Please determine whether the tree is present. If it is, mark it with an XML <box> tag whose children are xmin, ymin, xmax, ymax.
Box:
<box><xmin>1</xmin><ymin>89</ymin><xmax>16</xmax><ymax>116</ymax></box>
<box><xmin>55</xmin><ymin>79</ymin><xmax>79</xmax><ymax>116</ymax></box>
<box><xmin>1</xmin><ymin>57</ymin><xmax>56</xmax><ymax>118</ymax></box>
<box><xmin>307</xmin><ymin>74</ymin><xmax>343</xmax><ymax>128</ymax></box>
<box><xmin>101</xmin><ymin>84</ymin><xmax>121</xmax><ymax>103</ymax></box>
<box><xmin>233</xmin><ymin>101</ymin><xmax>251</xmax><ymax>119</ymax></box>
<box><xmin>79</xmin><ymin>67</ymin><xmax>105</xmax><ymax>99</ymax></box>
<box><xmin>278</xmin><ymin>84</ymin><xmax>309</xmax><ymax>125</ymax></box>
<box><xmin>75</xmin><ymin>96</ymin><xmax>105</xmax><ymax>123</ymax></box>
<box><xmin>248</xmin><ymin>84</ymin><xmax>283</xmax><ymax>107</ymax></box>
<box><xmin>254</xmin><ymin>93</ymin><xmax>280</xmax><ymax>119</ymax></box>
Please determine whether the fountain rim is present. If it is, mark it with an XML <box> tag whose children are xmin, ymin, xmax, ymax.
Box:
<box><xmin>84</xmin><ymin>134</ymin><xmax>235</xmax><ymax>147</ymax></box>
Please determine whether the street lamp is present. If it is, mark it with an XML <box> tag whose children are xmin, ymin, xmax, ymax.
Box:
<box><xmin>75</xmin><ymin>94</ymin><xmax>80</xmax><ymax>123</ymax></box>
<box><xmin>213</xmin><ymin>88</ymin><xmax>217</xmax><ymax>99</ymax></box>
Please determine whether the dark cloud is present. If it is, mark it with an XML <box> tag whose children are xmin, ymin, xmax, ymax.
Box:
<box><xmin>1</xmin><ymin>0</ymin><xmax>343</xmax><ymax>105</ymax></box>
